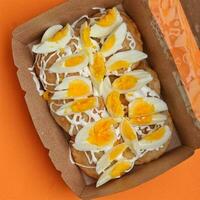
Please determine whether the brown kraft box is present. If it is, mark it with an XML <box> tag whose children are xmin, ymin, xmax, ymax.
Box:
<box><xmin>12</xmin><ymin>0</ymin><xmax>200</xmax><ymax>199</ymax></box>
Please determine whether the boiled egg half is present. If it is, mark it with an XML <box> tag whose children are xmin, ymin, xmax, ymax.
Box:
<box><xmin>32</xmin><ymin>24</ymin><xmax>72</xmax><ymax>54</ymax></box>
<box><xmin>106</xmin><ymin>50</ymin><xmax>148</xmax><ymax>73</ymax></box>
<box><xmin>96</xmin><ymin>159</ymin><xmax>133</xmax><ymax>187</ymax></box>
<box><xmin>128</xmin><ymin>97</ymin><xmax>168</xmax><ymax>118</ymax></box>
<box><xmin>52</xmin><ymin>76</ymin><xmax>92</xmax><ymax>100</ymax></box>
<box><xmin>49</xmin><ymin>51</ymin><xmax>89</xmax><ymax>73</ymax></box>
<box><xmin>100</xmin><ymin>22</ymin><xmax>127</xmax><ymax>57</ymax></box>
<box><xmin>139</xmin><ymin>125</ymin><xmax>171</xmax><ymax>150</ymax></box>
<box><xmin>56</xmin><ymin>97</ymin><xmax>98</xmax><ymax>116</ymax></box>
<box><xmin>112</xmin><ymin>70</ymin><xmax>153</xmax><ymax>93</ymax></box>
<box><xmin>96</xmin><ymin>143</ymin><xmax>128</xmax><ymax>174</ymax></box>
<box><xmin>90</xmin><ymin>7</ymin><xmax>123</xmax><ymax>38</ymax></box>
<box><xmin>102</xmin><ymin>77</ymin><xmax>124</xmax><ymax>118</ymax></box>
<box><xmin>73</xmin><ymin>118</ymin><xmax>118</xmax><ymax>151</ymax></box>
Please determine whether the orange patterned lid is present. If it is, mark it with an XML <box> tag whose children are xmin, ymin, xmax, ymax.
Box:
<box><xmin>149</xmin><ymin>0</ymin><xmax>200</xmax><ymax>121</ymax></box>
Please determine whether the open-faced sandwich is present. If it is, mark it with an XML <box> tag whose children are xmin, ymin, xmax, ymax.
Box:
<box><xmin>31</xmin><ymin>7</ymin><xmax>172</xmax><ymax>187</ymax></box>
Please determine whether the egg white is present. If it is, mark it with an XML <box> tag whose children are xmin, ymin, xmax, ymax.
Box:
<box><xmin>96</xmin><ymin>159</ymin><xmax>134</xmax><ymax>187</ymax></box>
<box><xmin>52</xmin><ymin>77</ymin><xmax>92</xmax><ymax>100</ymax></box>
<box><xmin>96</xmin><ymin>143</ymin><xmax>128</xmax><ymax>175</ymax></box>
<box><xmin>73</xmin><ymin>121</ymin><xmax>117</xmax><ymax>151</ymax></box>
<box><xmin>90</xmin><ymin>7</ymin><xmax>123</xmax><ymax>38</ymax></box>
<box><xmin>49</xmin><ymin>51</ymin><xmax>89</xmax><ymax>73</ymax></box>
<box><xmin>125</xmin><ymin>86</ymin><xmax>160</xmax><ymax>102</ymax></box>
<box><xmin>112</xmin><ymin>70</ymin><xmax>153</xmax><ymax>93</ymax></box>
<box><xmin>139</xmin><ymin>125</ymin><xmax>171</xmax><ymax>150</ymax></box>
<box><xmin>55</xmin><ymin>76</ymin><xmax>92</xmax><ymax>90</ymax></box>
<box><xmin>130</xmin><ymin>113</ymin><xmax>167</xmax><ymax>126</ymax></box>
<box><xmin>100</xmin><ymin>22</ymin><xmax>127</xmax><ymax>57</ymax></box>
<box><xmin>32</xmin><ymin>24</ymin><xmax>72</xmax><ymax>54</ymax></box>
<box><xmin>80</xmin><ymin>22</ymin><xmax>100</xmax><ymax>64</ymax></box>
<box><xmin>128</xmin><ymin>97</ymin><xmax>168</xmax><ymax>117</ymax></box>
<box><xmin>106</xmin><ymin>50</ymin><xmax>148</xmax><ymax>73</ymax></box>
<box><xmin>55</xmin><ymin>97</ymin><xmax>98</xmax><ymax>116</ymax></box>
<box><xmin>120</xmin><ymin>119</ymin><xmax>140</xmax><ymax>155</ymax></box>
<box><xmin>102</xmin><ymin>77</ymin><xmax>125</xmax><ymax>118</ymax></box>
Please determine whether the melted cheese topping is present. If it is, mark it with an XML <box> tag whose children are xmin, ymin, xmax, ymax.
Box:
<box><xmin>64</xmin><ymin>55</ymin><xmax>85</xmax><ymax>67</ymax></box>
<box><xmin>90</xmin><ymin>53</ymin><xmax>106</xmax><ymax>83</ymax></box>
<box><xmin>129</xmin><ymin>98</ymin><xmax>155</xmax><ymax>117</ymax></box>
<box><xmin>67</xmin><ymin>80</ymin><xmax>90</xmax><ymax>97</ymax></box>
<box><xmin>97</xmin><ymin>8</ymin><xmax>117</xmax><ymax>27</ymax></box>
<box><xmin>143</xmin><ymin>127</ymin><xmax>165</xmax><ymax>141</ymax></box>
<box><xmin>112</xmin><ymin>75</ymin><xmax>138</xmax><ymax>90</ymax></box>
<box><xmin>109</xmin><ymin>161</ymin><xmax>131</xmax><ymax>178</ymax></box>
<box><xmin>48</xmin><ymin>26</ymin><xmax>68</xmax><ymax>42</ymax></box>
<box><xmin>101</xmin><ymin>35</ymin><xmax>116</xmax><ymax>52</ymax></box>
<box><xmin>106</xmin><ymin>91</ymin><xmax>124</xmax><ymax>117</ymax></box>
<box><xmin>70</xmin><ymin>97</ymin><xmax>97</xmax><ymax>113</ymax></box>
<box><xmin>109</xmin><ymin>143</ymin><xmax>127</xmax><ymax>161</ymax></box>
<box><xmin>87</xmin><ymin>118</ymin><xmax>116</xmax><ymax>146</ymax></box>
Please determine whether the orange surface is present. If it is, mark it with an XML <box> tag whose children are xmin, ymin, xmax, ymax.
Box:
<box><xmin>0</xmin><ymin>0</ymin><xmax>200</xmax><ymax>200</ymax></box>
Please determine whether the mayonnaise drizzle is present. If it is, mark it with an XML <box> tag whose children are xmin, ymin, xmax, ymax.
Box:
<box><xmin>126</xmin><ymin>31</ymin><xmax>136</xmax><ymax>49</ymax></box>
<box><xmin>92</xmin><ymin>7</ymin><xmax>106</xmax><ymax>14</ymax></box>
<box><xmin>50</xmin><ymin>100</ymin><xmax>108</xmax><ymax>136</ymax></box>
<box><xmin>71</xmin><ymin>15</ymin><xmax>90</xmax><ymax>29</ymax></box>
<box><xmin>68</xmin><ymin>145</ymin><xmax>96</xmax><ymax>168</ymax></box>
<box><xmin>29</xmin><ymin>70</ymin><xmax>44</xmax><ymax>96</ymax></box>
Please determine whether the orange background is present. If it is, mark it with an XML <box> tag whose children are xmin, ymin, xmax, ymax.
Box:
<box><xmin>0</xmin><ymin>0</ymin><xmax>200</xmax><ymax>200</ymax></box>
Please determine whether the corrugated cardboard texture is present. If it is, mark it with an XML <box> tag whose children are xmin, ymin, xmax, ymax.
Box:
<box><xmin>12</xmin><ymin>0</ymin><xmax>200</xmax><ymax>198</ymax></box>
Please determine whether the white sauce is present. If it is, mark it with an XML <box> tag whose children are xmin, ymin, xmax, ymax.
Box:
<box><xmin>126</xmin><ymin>31</ymin><xmax>136</xmax><ymax>49</ymax></box>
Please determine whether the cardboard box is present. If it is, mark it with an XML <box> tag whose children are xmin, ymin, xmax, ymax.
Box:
<box><xmin>12</xmin><ymin>0</ymin><xmax>200</xmax><ymax>199</ymax></box>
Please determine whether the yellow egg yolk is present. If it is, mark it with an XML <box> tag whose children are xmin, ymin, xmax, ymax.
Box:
<box><xmin>110</xmin><ymin>161</ymin><xmax>131</xmax><ymax>178</ymax></box>
<box><xmin>81</xmin><ymin>22</ymin><xmax>93</xmax><ymax>48</ymax></box>
<box><xmin>48</xmin><ymin>26</ymin><xmax>68</xmax><ymax>42</ymax></box>
<box><xmin>70</xmin><ymin>97</ymin><xmax>97</xmax><ymax>113</ymax></box>
<box><xmin>97</xmin><ymin>8</ymin><xmax>117</xmax><ymax>27</ymax></box>
<box><xmin>112</xmin><ymin>75</ymin><xmax>138</xmax><ymax>91</ymax></box>
<box><xmin>143</xmin><ymin>127</ymin><xmax>165</xmax><ymax>141</ymax></box>
<box><xmin>121</xmin><ymin>119</ymin><xmax>137</xmax><ymax>141</ymax></box>
<box><xmin>106</xmin><ymin>91</ymin><xmax>124</xmax><ymax>117</ymax></box>
<box><xmin>64</xmin><ymin>55</ymin><xmax>85</xmax><ymax>67</ymax></box>
<box><xmin>43</xmin><ymin>91</ymin><xmax>50</xmax><ymax>101</ymax></box>
<box><xmin>101</xmin><ymin>34</ymin><xmax>116</xmax><ymax>52</ymax></box>
<box><xmin>60</xmin><ymin>48</ymin><xmax>65</xmax><ymax>54</ymax></box>
<box><xmin>109</xmin><ymin>143</ymin><xmax>127</xmax><ymax>161</ymax></box>
<box><xmin>67</xmin><ymin>80</ymin><xmax>90</xmax><ymax>98</ymax></box>
<box><xmin>129</xmin><ymin>98</ymin><xmax>155</xmax><ymax>117</ymax></box>
<box><xmin>109</xmin><ymin>60</ymin><xmax>131</xmax><ymax>72</ymax></box>
<box><xmin>90</xmin><ymin>53</ymin><xmax>106</xmax><ymax>83</ymax></box>
<box><xmin>87</xmin><ymin>118</ymin><xmax>116</xmax><ymax>147</ymax></box>
<box><xmin>130</xmin><ymin>115</ymin><xmax>153</xmax><ymax>125</ymax></box>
